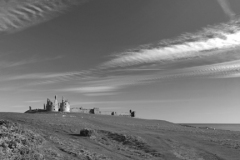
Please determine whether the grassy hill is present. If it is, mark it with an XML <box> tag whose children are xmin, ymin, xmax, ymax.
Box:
<box><xmin>1</xmin><ymin>112</ymin><xmax>240</xmax><ymax>160</ymax></box>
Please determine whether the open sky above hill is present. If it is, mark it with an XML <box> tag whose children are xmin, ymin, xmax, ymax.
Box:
<box><xmin>1</xmin><ymin>0</ymin><xmax>240</xmax><ymax>123</ymax></box>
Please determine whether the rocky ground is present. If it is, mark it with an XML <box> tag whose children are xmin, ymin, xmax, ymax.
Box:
<box><xmin>1</xmin><ymin>112</ymin><xmax>240</xmax><ymax>160</ymax></box>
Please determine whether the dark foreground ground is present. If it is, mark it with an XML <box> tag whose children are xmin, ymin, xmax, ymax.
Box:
<box><xmin>1</xmin><ymin>112</ymin><xmax>240</xmax><ymax>160</ymax></box>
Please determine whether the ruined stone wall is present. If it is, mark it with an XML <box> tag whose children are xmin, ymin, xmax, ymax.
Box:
<box><xmin>69</xmin><ymin>106</ymin><xmax>136</xmax><ymax>117</ymax></box>
<box><xmin>117</xmin><ymin>112</ymin><xmax>131</xmax><ymax>116</ymax></box>
<box><xmin>96</xmin><ymin>111</ymin><xmax>112</xmax><ymax>115</ymax></box>
<box><xmin>70</xmin><ymin>108</ymin><xmax>91</xmax><ymax>113</ymax></box>
<box><xmin>89</xmin><ymin>108</ymin><xmax>101</xmax><ymax>114</ymax></box>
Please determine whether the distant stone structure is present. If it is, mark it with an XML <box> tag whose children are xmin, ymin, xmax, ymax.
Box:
<box><xmin>130</xmin><ymin>110</ymin><xmax>135</xmax><ymax>118</ymax></box>
<box><xmin>45</xmin><ymin>95</ymin><xmax>70</xmax><ymax>112</ymax></box>
<box><xmin>46</xmin><ymin>96</ymin><xmax>58</xmax><ymax>112</ymax></box>
<box><xmin>53</xmin><ymin>95</ymin><xmax>59</xmax><ymax>111</ymax></box>
<box><xmin>59</xmin><ymin>97</ymin><xmax>70</xmax><ymax>112</ymax></box>
<box><xmin>70</xmin><ymin>107</ymin><xmax>101</xmax><ymax>114</ymax></box>
<box><xmin>25</xmin><ymin>95</ymin><xmax>135</xmax><ymax>117</ymax></box>
<box><xmin>25</xmin><ymin>95</ymin><xmax>71</xmax><ymax>113</ymax></box>
<box><xmin>90</xmin><ymin>108</ymin><xmax>101</xmax><ymax>114</ymax></box>
<box><xmin>71</xmin><ymin>107</ymin><xmax>91</xmax><ymax>113</ymax></box>
<box><xmin>70</xmin><ymin>107</ymin><xmax>135</xmax><ymax>117</ymax></box>
<box><xmin>70</xmin><ymin>107</ymin><xmax>93</xmax><ymax>114</ymax></box>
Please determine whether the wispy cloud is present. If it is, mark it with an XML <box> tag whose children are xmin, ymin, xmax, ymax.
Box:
<box><xmin>0</xmin><ymin>0</ymin><xmax>88</xmax><ymax>33</ymax></box>
<box><xmin>1</xmin><ymin>71</ymin><xmax>82</xmax><ymax>81</ymax></box>
<box><xmin>3</xmin><ymin>9</ymin><xmax>240</xmax><ymax>95</ymax></box>
<box><xmin>42</xmin><ymin>57</ymin><xmax>240</xmax><ymax>95</ymax></box>
<box><xmin>217</xmin><ymin>0</ymin><xmax>236</xmax><ymax>19</ymax></box>
<box><xmin>87</xmin><ymin>18</ymin><xmax>240</xmax><ymax>88</ymax></box>
<box><xmin>71</xmin><ymin>99</ymin><xmax>200</xmax><ymax>106</ymax></box>
<box><xmin>102</xmin><ymin>20</ymin><xmax>240</xmax><ymax>68</ymax></box>
<box><xmin>0</xmin><ymin>55</ymin><xmax>63</xmax><ymax>69</ymax></box>
<box><xmin>61</xmin><ymin>86</ymin><xmax>118</xmax><ymax>93</ymax></box>
<box><xmin>84</xmin><ymin>92</ymin><xmax>120</xmax><ymax>96</ymax></box>
<box><xmin>24</xmin><ymin>100</ymin><xmax>43</xmax><ymax>103</ymax></box>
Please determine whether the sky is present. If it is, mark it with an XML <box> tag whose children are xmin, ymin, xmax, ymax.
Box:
<box><xmin>1</xmin><ymin>0</ymin><xmax>240</xmax><ymax>123</ymax></box>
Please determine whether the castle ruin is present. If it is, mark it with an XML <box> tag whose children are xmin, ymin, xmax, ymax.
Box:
<box><xmin>46</xmin><ymin>96</ymin><xmax>58</xmax><ymax>112</ymax></box>
<box><xmin>59</xmin><ymin>97</ymin><xmax>71</xmax><ymax>112</ymax></box>
<box><xmin>44</xmin><ymin>95</ymin><xmax>71</xmax><ymax>112</ymax></box>
<box><xmin>70</xmin><ymin>107</ymin><xmax>101</xmax><ymax>114</ymax></box>
<box><xmin>70</xmin><ymin>107</ymin><xmax>135</xmax><ymax>117</ymax></box>
<box><xmin>25</xmin><ymin>95</ymin><xmax>135</xmax><ymax>117</ymax></box>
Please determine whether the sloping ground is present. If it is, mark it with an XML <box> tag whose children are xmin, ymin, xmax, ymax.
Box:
<box><xmin>0</xmin><ymin>119</ymin><xmax>63</xmax><ymax>160</ymax></box>
<box><xmin>1</xmin><ymin>113</ymin><xmax>240</xmax><ymax>160</ymax></box>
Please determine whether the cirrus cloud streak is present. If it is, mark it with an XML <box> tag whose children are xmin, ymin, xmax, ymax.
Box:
<box><xmin>103</xmin><ymin>19</ymin><xmax>240</xmax><ymax>68</ymax></box>
<box><xmin>0</xmin><ymin>0</ymin><xmax>88</xmax><ymax>33</ymax></box>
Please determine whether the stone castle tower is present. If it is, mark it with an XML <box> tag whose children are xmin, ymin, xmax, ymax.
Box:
<box><xmin>53</xmin><ymin>95</ymin><xmax>59</xmax><ymax>111</ymax></box>
<box><xmin>59</xmin><ymin>97</ymin><xmax>70</xmax><ymax>112</ymax></box>
<box><xmin>45</xmin><ymin>95</ymin><xmax>59</xmax><ymax>112</ymax></box>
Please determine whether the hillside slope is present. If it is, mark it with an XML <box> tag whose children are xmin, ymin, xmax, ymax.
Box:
<box><xmin>1</xmin><ymin>112</ymin><xmax>240</xmax><ymax>160</ymax></box>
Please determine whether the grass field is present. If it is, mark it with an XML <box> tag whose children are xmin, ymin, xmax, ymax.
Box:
<box><xmin>1</xmin><ymin>112</ymin><xmax>240</xmax><ymax>160</ymax></box>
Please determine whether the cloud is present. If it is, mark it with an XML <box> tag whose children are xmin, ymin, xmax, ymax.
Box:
<box><xmin>102</xmin><ymin>20</ymin><xmax>240</xmax><ymax>68</ymax></box>
<box><xmin>71</xmin><ymin>99</ymin><xmax>200</xmax><ymax>106</ymax></box>
<box><xmin>1</xmin><ymin>72</ymin><xmax>82</xmax><ymax>81</ymax></box>
<box><xmin>0</xmin><ymin>55</ymin><xmax>63</xmax><ymax>69</ymax></box>
<box><xmin>0</xmin><ymin>0</ymin><xmax>88</xmax><ymax>33</ymax></box>
<box><xmin>24</xmin><ymin>100</ymin><xmax>43</xmax><ymax>103</ymax></box>
<box><xmin>73</xmin><ymin>59</ymin><xmax>240</xmax><ymax>95</ymax></box>
<box><xmin>91</xmin><ymin>18</ymin><xmax>240</xmax><ymax>90</ymax></box>
<box><xmin>62</xmin><ymin>86</ymin><xmax>118</xmax><ymax>93</ymax></box>
<box><xmin>151</xmin><ymin>61</ymin><xmax>240</xmax><ymax>80</ymax></box>
<box><xmin>2</xmin><ymin>11</ymin><xmax>240</xmax><ymax>95</ymax></box>
<box><xmin>84</xmin><ymin>92</ymin><xmax>120</xmax><ymax>96</ymax></box>
<box><xmin>217</xmin><ymin>0</ymin><xmax>236</xmax><ymax>19</ymax></box>
<box><xmin>0</xmin><ymin>71</ymin><xmax>91</xmax><ymax>91</ymax></box>
<box><xmin>34</xmin><ymin>58</ymin><xmax>240</xmax><ymax>95</ymax></box>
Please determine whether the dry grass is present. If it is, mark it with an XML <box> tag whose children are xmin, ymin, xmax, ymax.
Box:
<box><xmin>0</xmin><ymin>120</ymin><xmax>59</xmax><ymax>160</ymax></box>
<box><xmin>1</xmin><ymin>113</ymin><xmax>240</xmax><ymax>160</ymax></box>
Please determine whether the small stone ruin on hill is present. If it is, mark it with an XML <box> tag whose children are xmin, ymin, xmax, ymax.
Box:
<box><xmin>25</xmin><ymin>95</ymin><xmax>70</xmax><ymax>113</ymax></box>
<box><xmin>45</xmin><ymin>95</ymin><xmax>70</xmax><ymax>112</ymax></box>
<box><xmin>25</xmin><ymin>95</ymin><xmax>135</xmax><ymax>117</ymax></box>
